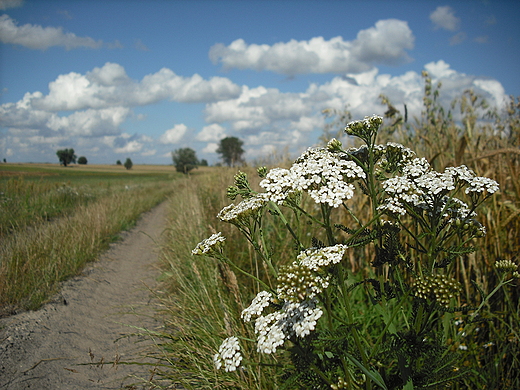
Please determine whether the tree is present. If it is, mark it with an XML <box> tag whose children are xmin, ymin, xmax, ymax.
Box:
<box><xmin>116</xmin><ymin>160</ymin><xmax>122</xmax><ymax>165</ymax></box>
<box><xmin>77</xmin><ymin>156</ymin><xmax>88</xmax><ymax>165</ymax></box>
<box><xmin>172</xmin><ymin>147</ymin><xmax>199</xmax><ymax>174</ymax></box>
<box><xmin>216</xmin><ymin>136</ymin><xmax>244</xmax><ymax>167</ymax></box>
<box><xmin>200</xmin><ymin>159</ymin><xmax>208</xmax><ymax>167</ymax></box>
<box><xmin>124</xmin><ymin>158</ymin><xmax>133</xmax><ymax>170</ymax></box>
<box><xmin>56</xmin><ymin>148</ymin><xmax>77</xmax><ymax>167</ymax></box>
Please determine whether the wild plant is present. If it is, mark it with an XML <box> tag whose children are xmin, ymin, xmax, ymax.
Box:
<box><xmin>192</xmin><ymin>115</ymin><xmax>518</xmax><ymax>389</ymax></box>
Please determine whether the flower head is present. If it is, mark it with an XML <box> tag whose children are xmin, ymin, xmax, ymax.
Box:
<box><xmin>276</xmin><ymin>262</ymin><xmax>330</xmax><ymax>302</ymax></box>
<box><xmin>255</xmin><ymin>299</ymin><xmax>323</xmax><ymax>354</ymax></box>
<box><xmin>217</xmin><ymin>194</ymin><xmax>267</xmax><ymax>223</ymax></box>
<box><xmin>213</xmin><ymin>336</ymin><xmax>242</xmax><ymax>372</ymax></box>
<box><xmin>242</xmin><ymin>291</ymin><xmax>273</xmax><ymax>322</ymax></box>
<box><xmin>297</xmin><ymin>244</ymin><xmax>348</xmax><ymax>271</ymax></box>
<box><xmin>192</xmin><ymin>232</ymin><xmax>226</xmax><ymax>256</ymax></box>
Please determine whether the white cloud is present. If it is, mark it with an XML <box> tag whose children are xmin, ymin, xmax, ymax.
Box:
<box><xmin>430</xmin><ymin>6</ymin><xmax>460</xmax><ymax>31</ymax></box>
<box><xmin>29</xmin><ymin>63</ymin><xmax>241</xmax><ymax>111</ymax></box>
<box><xmin>202</xmin><ymin>142</ymin><xmax>219</xmax><ymax>153</ymax></box>
<box><xmin>0</xmin><ymin>0</ymin><xmax>23</xmax><ymax>10</ymax></box>
<box><xmin>196</xmin><ymin>123</ymin><xmax>226</xmax><ymax>142</ymax></box>
<box><xmin>209</xmin><ymin>19</ymin><xmax>414</xmax><ymax>75</ymax></box>
<box><xmin>114</xmin><ymin>140</ymin><xmax>143</xmax><ymax>154</ymax></box>
<box><xmin>160</xmin><ymin>124</ymin><xmax>188</xmax><ymax>144</ymax></box>
<box><xmin>0</xmin><ymin>14</ymin><xmax>103</xmax><ymax>50</ymax></box>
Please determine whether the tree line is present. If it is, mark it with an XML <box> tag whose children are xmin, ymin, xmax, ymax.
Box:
<box><xmin>55</xmin><ymin>136</ymin><xmax>245</xmax><ymax>173</ymax></box>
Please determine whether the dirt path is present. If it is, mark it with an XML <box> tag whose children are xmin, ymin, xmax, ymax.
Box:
<box><xmin>0</xmin><ymin>201</ymin><xmax>170</xmax><ymax>389</ymax></box>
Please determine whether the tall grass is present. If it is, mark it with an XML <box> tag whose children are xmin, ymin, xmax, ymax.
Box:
<box><xmin>0</xmin><ymin>175</ymin><xmax>175</xmax><ymax>314</ymax></box>
<box><xmin>155</xmin><ymin>80</ymin><xmax>519</xmax><ymax>389</ymax></box>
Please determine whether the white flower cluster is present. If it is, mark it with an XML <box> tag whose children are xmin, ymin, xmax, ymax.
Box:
<box><xmin>241</xmin><ymin>291</ymin><xmax>273</xmax><ymax>322</ymax></box>
<box><xmin>217</xmin><ymin>193</ymin><xmax>267</xmax><ymax>222</ymax></box>
<box><xmin>466</xmin><ymin>176</ymin><xmax>500</xmax><ymax>195</ymax></box>
<box><xmin>192</xmin><ymin>232</ymin><xmax>226</xmax><ymax>255</ymax></box>
<box><xmin>213</xmin><ymin>336</ymin><xmax>242</xmax><ymax>372</ymax></box>
<box><xmin>255</xmin><ymin>300</ymin><xmax>323</xmax><ymax>354</ymax></box>
<box><xmin>259</xmin><ymin>168</ymin><xmax>298</xmax><ymax>204</ymax></box>
<box><xmin>293</xmin><ymin>148</ymin><xmax>366</xmax><ymax>208</ymax></box>
<box><xmin>258</xmin><ymin>148</ymin><xmax>365</xmax><ymax>208</ymax></box>
<box><xmin>297</xmin><ymin>244</ymin><xmax>348</xmax><ymax>271</ymax></box>
<box><xmin>379</xmin><ymin>158</ymin><xmax>499</xmax><ymax>221</ymax></box>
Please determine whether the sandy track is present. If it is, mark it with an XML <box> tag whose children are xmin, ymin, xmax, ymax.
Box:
<box><xmin>0</xmin><ymin>201</ymin><xmax>170</xmax><ymax>389</ymax></box>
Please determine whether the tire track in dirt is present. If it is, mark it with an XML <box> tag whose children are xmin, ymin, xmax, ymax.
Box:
<box><xmin>0</xmin><ymin>201</ymin><xmax>170</xmax><ymax>389</ymax></box>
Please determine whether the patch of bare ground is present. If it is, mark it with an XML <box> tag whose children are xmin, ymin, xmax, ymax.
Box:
<box><xmin>0</xmin><ymin>201</ymin><xmax>170</xmax><ymax>389</ymax></box>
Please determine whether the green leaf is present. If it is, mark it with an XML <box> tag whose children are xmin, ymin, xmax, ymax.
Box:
<box><xmin>345</xmin><ymin>353</ymin><xmax>388</xmax><ymax>390</ymax></box>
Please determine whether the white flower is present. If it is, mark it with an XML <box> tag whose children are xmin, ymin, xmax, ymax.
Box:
<box><xmin>214</xmin><ymin>336</ymin><xmax>242</xmax><ymax>372</ymax></box>
<box><xmin>402</xmin><ymin>157</ymin><xmax>430</xmax><ymax>178</ymax></box>
<box><xmin>254</xmin><ymin>299</ymin><xmax>323</xmax><ymax>354</ymax></box>
<box><xmin>241</xmin><ymin>291</ymin><xmax>273</xmax><ymax>322</ymax></box>
<box><xmin>217</xmin><ymin>194</ymin><xmax>267</xmax><ymax>222</ymax></box>
<box><xmin>192</xmin><ymin>232</ymin><xmax>226</xmax><ymax>255</ymax></box>
<box><xmin>465</xmin><ymin>176</ymin><xmax>499</xmax><ymax>195</ymax></box>
<box><xmin>255</xmin><ymin>312</ymin><xmax>286</xmax><ymax>354</ymax></box>
<box><xmin>297</xmin><ymin>244</ymin><xmax>348</xmax><ymax>271</ymax></box>
<box><xmin>445</xmin><ymin>165</ymin><xmax>475</xmax><ymax>184</ymax></box>
<box><xmin>259</xmin><ymin>168</ymin><xmax>298</xmax><ymax>204</ymax></box>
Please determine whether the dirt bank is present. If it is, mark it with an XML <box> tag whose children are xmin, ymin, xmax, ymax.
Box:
<box><xmin>0</xmin><ymin>201</ymin><xmax>170</xmax><ymax>389</ymax></box>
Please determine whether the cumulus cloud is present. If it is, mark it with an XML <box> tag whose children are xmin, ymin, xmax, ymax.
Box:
<box><xmin>114</xmin><ymin>140</ymin><xmax>143</xmax><ymax>154</ymax></box>
<box><xmin>196</xmin><ymin>123</ymin><xmax>226</xmax><ymax>142</ymax></box>
<box><xmin>0</xmin><ymin>14</ymin><xmax>103</xmax><ymax>50</ymax></box>
<box><xmin>430</xmin><ymin>6</ymin><xmax>460</xmax><ymax>31</ymax></box>
<box><xmin>29</xmin><ymin>63</ymin><xmax>241</xmax><ymax>111</ymax></box>
<box><xmin>209</xmin><ymin>19</ymin><xmax>414</xmax><ymax>75</ymax></box>
<box><xmin>160</xmin><ymin>124</ymin><xmax>188</xmax><ymax>144</ymax></box>
<box><xmin>202</xmin><ymin>60</ymin><xmax>507</xmax><ymax>158</ymax></box>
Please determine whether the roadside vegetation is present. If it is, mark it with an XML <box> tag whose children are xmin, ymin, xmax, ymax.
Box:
<box><xmin>154</xmin><ymin>74</ymin><xmax>519</xmax><ymax>389</ymax></box>
<box><xmin>0</xmin><ymin>164</ymin><xmax>177</xmax><ymax>314</ymax></box>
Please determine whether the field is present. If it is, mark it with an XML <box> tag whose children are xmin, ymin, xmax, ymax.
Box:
<box><xmin>0</xmin><ymin>162</ymin><xmax>179</xmax><ymax>314</ymax></box>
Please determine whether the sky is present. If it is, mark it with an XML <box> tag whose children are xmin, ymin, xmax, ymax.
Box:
<box><xmin>0</xmin><ymin>0</ymin><xmax>519</xmax><ymax>165</ymax></box>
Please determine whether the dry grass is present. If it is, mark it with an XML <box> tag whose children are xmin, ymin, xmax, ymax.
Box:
<box><xmin>0</xmin><ymin>166</ymin><xmax>176</xmax><ymax>314</ymax></box>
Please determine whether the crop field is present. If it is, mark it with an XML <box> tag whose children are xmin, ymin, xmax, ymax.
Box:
<box><xmin>0</xmin><ymin>162</ymin><xmax>178</xmax><ymax>314</ymax></box>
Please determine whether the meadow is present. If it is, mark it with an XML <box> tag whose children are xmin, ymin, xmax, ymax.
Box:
<box><xmin>0</xmin><ymin>163</ymin><xmax>178</xmax><ymax>314</ymax></box>
<box><xmin>154</xmin><ymin>81</ymin><xmax>519</xmax><ymax>389</ymax></box>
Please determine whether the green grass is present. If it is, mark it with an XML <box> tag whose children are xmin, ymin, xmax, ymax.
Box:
<box><xmin>0</xmin><ymin>163</ymin><xmax>179</xmax><ymax>314</ymax></box>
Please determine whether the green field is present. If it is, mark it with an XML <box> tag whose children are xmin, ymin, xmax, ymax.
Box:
<box><xmin>0</xmin><ymin>163</ymin><xmax>179</xmax><ymax>314</ymax></box>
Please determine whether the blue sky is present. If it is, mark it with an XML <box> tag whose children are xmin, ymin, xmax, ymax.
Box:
<box><xmin>1</xmin><ymin>0</ymin><xmax>518</xmax><ymax>165</ymax></box>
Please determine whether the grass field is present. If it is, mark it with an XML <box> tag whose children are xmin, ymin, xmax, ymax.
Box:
<box><xmin>0</xmin><ymin>162</ymin><xmax>178</xmax><ymax>314</ymax></box>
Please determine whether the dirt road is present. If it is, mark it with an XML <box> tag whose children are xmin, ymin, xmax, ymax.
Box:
<box><xmin>0</xmin><ymin>201</ymin><xmax>170</xmax><ymax>389</ymax></box>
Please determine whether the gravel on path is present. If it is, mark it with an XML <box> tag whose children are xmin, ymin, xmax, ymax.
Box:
<box><xmin>0</xmin><ymin>201</ymin><xmax>170</xmax><ymax>389</ymax></box>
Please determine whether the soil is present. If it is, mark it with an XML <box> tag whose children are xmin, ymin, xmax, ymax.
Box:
<box><xmin>0</xmin><ymin>201</ymin><xmax>170</xmax><ymax>389</ymax></box>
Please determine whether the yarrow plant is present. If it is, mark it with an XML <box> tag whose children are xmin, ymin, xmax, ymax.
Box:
<box><xmin>192</xmin><ymin>115</ymin><xmax>515</xmax><ymax>389</ymax></box>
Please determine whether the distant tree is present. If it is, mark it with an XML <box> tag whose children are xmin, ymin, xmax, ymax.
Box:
<box><xmin>77</xmin><ymin>156</ymin><xmax>88</xmax><ymax>165</ymax></box>
<box><xmin>124</xmin><ymin>158</ymin><xmax>133</xmax><ymax>170</ymax></box>
<box><xmin>3</xmin><ymin>158</ymin><xmax>6</xmax><ymax>163</ymax></box>
<box><xmin>116</xmin><ymin>160</ymin><xmax>122</xmax><ymax>165</ymax></box>
<box><xmin>56</xmin><ymin>148</ymin><xmax>77</xmax><ymax>167</ymax></box>
<box><xmin>216</xmin><ymin>136</ymin><xmax>244</xmax><ymax>167</ymax></box>
<box><xmin>200</xmin><ymin>159</ymin><xmax>208</xmax><ymax>167</ymax></box>
<box><xmin>172</xmin><ymin>148</ymin><xmax>199</xmax><ymax>174</ymax></box>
